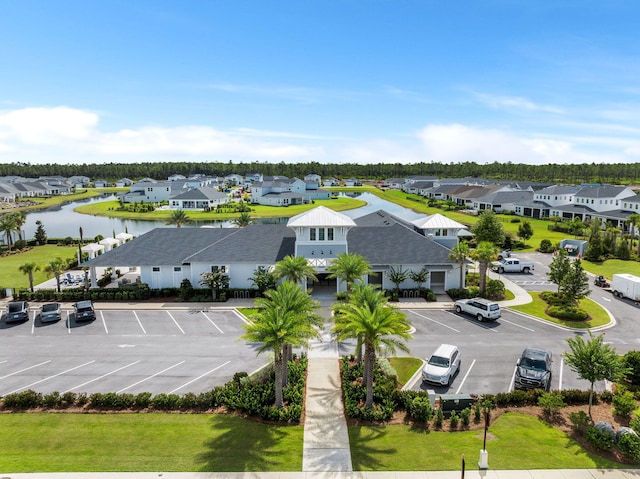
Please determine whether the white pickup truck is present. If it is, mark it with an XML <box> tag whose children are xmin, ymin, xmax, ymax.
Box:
<box><xmin>491</xmin><ymin>257</ymin><xmax>535</xmax><ymax>274</ymax></box>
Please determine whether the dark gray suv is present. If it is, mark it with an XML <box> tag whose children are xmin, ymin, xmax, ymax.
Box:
<box><xmin>5</xmin><ymin>301</ymin><xmax>30</xmax><ymax>323</ymax></box>
<box><xmin>73</xmin><ymin>300</ymin><xmax>96</xmax><ymax>322</ymax></box>
<box><xmin>514</xmin><ymin>347</ymin><xmax>552</xmax><ymax>391</ymax></box>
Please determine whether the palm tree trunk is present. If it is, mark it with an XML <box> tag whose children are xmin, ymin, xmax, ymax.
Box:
<box><xmin>459</xmin><ymin>260</ymin><xmax>465</xmax><ymax>289</ymax></box>
<box><xmin>355</xmin><ymin>334</ymin><xmax>363</xmax><ymax>364</ymax></box>
<box><xmin>479</xmin><ymin>260</ymin><xmax>488</xmax><ymax>294</ymax></box>
<box><xmin>55</xmin><ymin>273</ymin><xmax>61</xmax><ymax>293</ymax></box>
<box><xmin>274</xmin><ymin>351</ymin><xmax>284</xmax><ymax>408</ymax></box>
<box><xmin>364</xmin><ymin>343</ymin><xmax>375</xmax><ymax>409</ymax></box>
<box><xmin>29</xmin><ymin>272</ymin><xmax>34</xmax><ymax>293</ymax></box>
<box><xmin>281</xmin><ymin>344</ymin><xmax>289</xmax><ymax>389</ymax></box>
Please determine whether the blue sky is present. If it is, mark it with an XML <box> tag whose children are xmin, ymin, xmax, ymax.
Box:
<box><xmin>1</xmin><ymin>0</ymin><xmax>639</xmax><ymax>165</ymax></box>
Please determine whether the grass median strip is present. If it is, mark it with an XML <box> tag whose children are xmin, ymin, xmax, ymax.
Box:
<box><xmin>349</xmin><ymin>412</ymin><xmax>623</xmax><ymax>470</ymax></box>
<box><xmin>0</xmin><ymin>413</ymin><xmax>303</xmax><ymax>472</ymax></box>
<box><xmin>510</xmin><ymin>292</ymin><xmax>611</xmax><ymax>329</ymax></box>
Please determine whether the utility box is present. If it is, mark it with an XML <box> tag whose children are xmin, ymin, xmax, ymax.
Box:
<box><xmin>437</xmin><ymin>394</ymin><xmax>473</xmax><ymax>415</ymax></box>
<box><xmin>611</xmin><ymin>274</ymin><xmax>640</xmax><ymax>301</ymax></box>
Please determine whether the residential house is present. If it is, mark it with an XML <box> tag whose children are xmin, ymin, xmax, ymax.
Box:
<box><xmin>250</xmin><ymin>177</ymin><xmax>308</xmax><ymax>206</ymax></box>
<box><xmin>169</xmin><ymin>187</ymin><xmax>230</xmax><ymax>210</ymax></box>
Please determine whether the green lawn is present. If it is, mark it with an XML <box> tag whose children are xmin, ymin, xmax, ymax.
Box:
<box><xmin>73</xmin><ymin>197</ymin><xmax>366</xmax><ymax>221</ymax></box>
<box><xmin>0</xmin><ymin>245</ymin><xmax>78</xmax><ymax>289</ymax></box>
<box><xmin>388</xmin><ymin>357</ymin><xmax>423</xmax><ymax>386</ymax></box>
<box><xmin>349</xmin><ymin>412</ymin><xmax>624</xmax><ymax>471</ymax></box>
<box><xmin>4</xmin><ymin>188</ymin><xmax>126</xmax><ymax>212</ymax></box>
<box><xmin>0</xmin><ymin>414</ymin><xmax>303</xmax><ymax>473</ymax></box>
<box><xmin>510</xmin><ymin>292</ymin><xmax>611</xmax><ymax>329</ymax></box>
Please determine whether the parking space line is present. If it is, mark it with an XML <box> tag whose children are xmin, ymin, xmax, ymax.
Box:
<box><xmin>101</xmin><ymin>310</ymin><xmax>109</xmax><ymax>334</ymax></box>
<box><xmin>233</xmin><ymin>309</ymin><xmax>252</xmax><ymax>325</ymax></box>
<box><xmin>116</xmin><ymin>361</ymin><xmax>186</xmax><ymax>393</ymax></box>
<box><xmin>67</xmin><ymin>311</ymin><xmax>71</xmax><ymax>334</ymax></box>
<box><xmin>133</xmin><ymin>311</ymin><xmax>147</xmax><ymax>334</ymax></box>
<box><xmin>455</xmin><ymin>359</ymin><xmax>475</xmax><ymax>394</ymax></box>
<box><xmin>166</xmin><ymin>311</ymin><xmax>186</xmax><ymax>335</ymax></box>
<box><xmin>201</xmin><ymin>312</ymin><xmax>224</xmax><ymax>333</ymax></box>
<box><xmin>559</xmin><ymin>357</ymin><xmax>564</xmax><ymax>391</ymax></box>
<box><xmin>0</xmin><ymin>360</ymin><xmax>7</xmax><ymax>365</ymax></box>
<box><xmin>507</xmin><ymin>309</ymin><xmax>571</xmax><ymax>331</ymax></box>
<box><xmin>443</xmin><ymin>311</ymin><xmax>497</xmax><ymax>333</ymax></box>
<box><xmin>5</xmin><ymin>360</ymin><xmax>96</xmax><ymax>395</ymax></box>
<box><xmin>508</xmin><ymin>364</ymin><xmax>517</xmax><ymax>392</ymax></box>
<box><xmin>409</xmin><ymin>310</ymin><xmax>460</xmax><ymax>333</ymax></box>
<box><xmin>169</xmin><ymin>360</ymin><xmax>231</xmax><ymax>394</ymax></box>
<box><xmin>31</xmin><ymin>313</ymin><xmax>35</xmax><ymax>334</ymax></box>
<box><xmin>64</xmin><ymin>360</ymin><xmax>141</xmax><ymax>392</ymax></box>
<box><xmin>498</xmin><ymin>318</ymin><xmax>535</xmax><ymax>332</ymax></box>
<box><xmin>0</xmin><ymin>360</ymin><xmax>51</xmax><ymax>380</ymax></box>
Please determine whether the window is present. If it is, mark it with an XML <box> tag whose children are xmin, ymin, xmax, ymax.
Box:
<box><xmin>319</xmin><ymin>228</ymin><xmax>325</xmax><ymax>241</ymax></box>
<box><xmin>310</xmin><ymin>228</ymin><xmax>316</xmax><ymax>241</ymax></box>
<box><xmin>152</xmin><ymin>267</ymin><xmax>160</xmax><ymax>272</ymax></box>
<box><xmin>327</xmin><ymin>228</ymin><xmax>334</xmax><ymax>241</ymax></box>
<box><xmin>211</xmin><ymin>265</ymin><xmax>226</xmax><ymax>273</ymax></box>
<box><xmin>173</xmin><ymin>267</ymin><xmax>181</xmax><ymax>272</ymax></box>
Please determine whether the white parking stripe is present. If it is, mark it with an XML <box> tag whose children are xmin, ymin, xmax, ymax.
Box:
<box><xmin>169</xmin><ymin>360</ymin><xmax>231</xmax><ymax>394</ymax></box>
<box><xmin>5</xmin><ymin>360</ymin><xmax>96</xmax><ymax>395</ymax></box>
<box><xmin>64</xmin><ymin>360</ymin><xmax>141</xmax><ymax>392</ymax></box>
<box><xmin>31</xmin><ymin>313</ymin><xmax>35</xmax><ymax>334</ymax></box>
<box><xmin>233</xmin><ymin>309</ymin><xmax>253</xmax><ymax>325</ymax></box>
<box><xmin>498</xmin><ymin>317</ymin><xmax>535</xmax><ymax>332</ymax></box>
<box><xmin>201</xmin><ymin>312</ymin><xmax>224</xmax><ymax>333</ymax></box>
<box><xmin>67</xmin><ymin>311</ymin><xmax>71</xmax><ymax>334</ymax></box>
<box><xmin>409</xmin><ymin>310</ymin><xmax>460</xmax><ymax>333</ymax></box>
<box><xmin>101</xmin><ymin>310</ymin><xmax>108</xmax><ymax>334</ymax></box>
<box><xmin>116</xmin><ymin>361</ymin><xmax>186</xmax><ymax>393</ymax></box>
<box><xmin>455</xmin><ymin>359</ymin><xmax>475</xmax><ymax>394</ymax></box>
<box><xmin>0</xmin><ymin>360</ymin><xmax>7</xmax><ymax>365</ymax></box>
<box><xmin>509</xmin><ymin>363</ymin><xmax>518</xmax><ymax>392</ymax></box>
<box><xmin>133</xmin><ymin>311</ymin><xmax>147</xmax><ymax>334</ymax></box>
<box><xmin>559</xmin><ymin>357</ymin><xmax>564</xmax><ymax>391</ymax></box>
<box><xmin>166</xmin><ymin>311</ymin><xmax>185</xmax><ymax>334</ymax></box>
<box><xmin>443</xmin><ymin>311</ymin><xmax>497</xmax><ymax>333</ymax></box>
<box><xmin>0</xmin><ymin>360</ymin><xmax>51</xmax><ymax>380</ymax></box>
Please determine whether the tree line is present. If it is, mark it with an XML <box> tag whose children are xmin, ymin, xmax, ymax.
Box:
<box><xmin>3</xmin><ymin>160</ymin><xmax>640</xmax><ymax>184</ymax></box>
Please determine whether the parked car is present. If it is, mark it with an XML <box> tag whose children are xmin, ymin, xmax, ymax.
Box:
<box><xmin>454</xmin><ymin>298</ymin><xmax>501</xmax><ymax>322</ymax></box>
<box><xmin>73</xmin><ymin>300</ymin><xmax>96</xmax><ymax>321</ymax></box>
<box><xmin>514</xmin><ymin>347</ymin><xmax>552</xmax><ymax>391</ymax></box>
<box><xmin>422</xmin><ymin>344</ymin><xmax>461</xmax><ymax>386</ymax></box>
<box><xmin>491</xmin><ymin>257</ymin><xmax>534</xmax><ymax>274</ymax></box>
<box><xmin>39</xmin><ymin>303</ymin><xmax>62</xmax><ymax>322</ymax></box>
<box><xmin>5</xmin><ymin>301</ymin><xmax>30</xmax><ymax>323</ymax></box>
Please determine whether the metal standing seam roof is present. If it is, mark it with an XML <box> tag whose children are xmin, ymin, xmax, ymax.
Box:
<box><xmin>412</xmin><ymin>213</ymin><xmax>467</xmax><ymax>230</ymax></box>
<box><xmin>287</xmin><ymin>206</ymin><xmax>357</xmax><ymax>228</ymax></box>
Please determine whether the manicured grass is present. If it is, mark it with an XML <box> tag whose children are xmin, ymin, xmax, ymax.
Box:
<box><xmin>349</xmin><ymin>412</ymin><xmax>623</xmax><ymax>471</ymax></box>
<box><xmin>0</xmin><ymin>245</ymin><xmax>78</xmax><ymax>289</ymax></box>
<box><xmin>5</xmin><ymin>188</ymin><xmax>126</xmax><ymax>212</ymax></box>
<box><xmin>510</xmin><ymin>292</ymin><xmax>611</xmax><ymax>329</ymax></box>
<box><xmin>581</xmin><ymin>259</ymin><xmax>640</xmax><ymax>279</ymax></box>
<box><xmin>73</xmin><ymin>197</ymin><xmax>366</xmax><ymax>221</ymax></box>
<box><xmin>0</xmin><ymin>414</ymin><xmax>303</xmax><ymax>473</ymax></box>
<box><xmin>388</xmin><ymin>357</ymin><xmax>423</xmax><ymax>386</ymax></box>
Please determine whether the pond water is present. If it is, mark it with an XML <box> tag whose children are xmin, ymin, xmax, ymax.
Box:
<box><xmin>21</xmin><ymin>192</ymin><xmax>425</xmax><ymax>240</ymax></box>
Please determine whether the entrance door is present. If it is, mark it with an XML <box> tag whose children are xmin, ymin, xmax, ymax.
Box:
<box><xmin>430</xmin><ymin>271</ymin><xmax>446</xmax><ymax>294</ymax></box>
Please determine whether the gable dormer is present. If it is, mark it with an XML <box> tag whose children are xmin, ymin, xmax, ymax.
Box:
<box><xmin>287</xmin><ymin>206</ymin><xmax>356</xmax><ymax>264</ymax></box>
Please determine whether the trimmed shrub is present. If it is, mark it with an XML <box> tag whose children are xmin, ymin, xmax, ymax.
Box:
<box><xmin>587</xmin><ymin>423</ymin><xmax>615</xmax><ymax>450</ymax></box>
<box><xmin>460</xmin><ymin>407</ymin><xmax>471</xmax><ymax>427</ymax></box>
<box><xmin>569</xmin><ymin>410</ymin><xmax>590</xmax><ymax>435</ymax></box>
<box><xmin>624</xmin><ymin>351</ymin><xmax>640</xmax><ymax>386</ymax></box>
<box><xmin>449</xmin><ymin>410</ymin><xmax>459</xmax><ymax>430</ymax></box>
<box><xmin>409</xmin><ymin>395</ymin><xmax>434</xmax><ymax>423</ymax></box>
<box><xmin>538</xmin><ymin>392</ymin><xmax>566</xmax><ymax>417</ymax></box>
<box><xmin>618</xmin><ymin>431</ymin><xmax>640</xmax><ymax>463</ymax></box>
<box><xmin>433</xmin><ymin>408</ymin><xmax>444</xmax><ymax>430</ymax></box>
<box><xmin>613</xmin><ymin>391</ymin><xmax>637</xmax><ymax>418</ymax></box>
<box><xmin>547</xmin><ymin>305</ymin><xmax>589</xmax><ymax>321</ymax></box>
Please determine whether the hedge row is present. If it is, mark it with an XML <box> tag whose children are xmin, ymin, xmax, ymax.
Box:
<box><xmin>0</xmin><ymin>356</ymin><xmax>307</xmax><ymax>423</ymax></box>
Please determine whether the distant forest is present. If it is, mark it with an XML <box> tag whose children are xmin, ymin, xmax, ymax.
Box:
<box><xmin>2</xmin><ymin>161</ymin><xmax>640</xmax><ymax>185</ymax></box>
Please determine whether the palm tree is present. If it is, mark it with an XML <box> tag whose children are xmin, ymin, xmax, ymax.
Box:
<box><xmin>242</xmin><ymin>282</ymin><xmax>321</xmax><ymax>407</ymax></box>
<box><xmin>0</xmin><ymin>213</ymin><xmax>18</xmax><ymax>251</ymax></box>
<box><xmin>9</xmin><ymin>212</ymin><xmax>27</xmax><ymax>241</ymax></box>
<box><xmin>165</xmin><ymin>209</ymin><xmax>192</xmax><ymax>228</ymax></box>
<box><xmin>19</xmin><ymin>262</ymin><xmax>40</xmax><ymax>292</ymax></box>
<box><xmin>408</xmin><ymin>267</ymin><xmax>429</xmax><ymax>293</ymax></box>
<box><xmin>471</xmin><ymin>241</ymin><xmax>499</xmax><ymax>295</ymax></box>
<box><xmin>386</xmin><ymin>265</ymin><xmax>408</xmax><ymax>299</ymax></box>
<box><xmin>232</xmin><ymin>211</ymin><xmax>255</xmax><ymax>228</ymax></box>
<box><xmin>449</xmin><ymin>242</ymin><xmax>471</xmax><ymax>290</ymax></box>
<box><xmin>327</xmin><ymin>252</ymin><xmax>371</xmax><ymax>292</ymax></box>
<box><xmin>333</xmin><ymin>284</ymin><xmax>412</xmax><ymax>408</ymax></box>
<box><xmin>273</xmin><ymin>254</ymin><xmax>318</xmax><ymax>290</ymax></box>
<box><xmin>44</xmin><ymin>257</ymin><xmax>66</xmax><ymax>292</ymax></box>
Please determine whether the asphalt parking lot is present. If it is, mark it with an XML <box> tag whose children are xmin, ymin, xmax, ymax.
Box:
<box><xmin>0</xmin><ymin>307</ymin><xmax>266</xmax><ymax>396</ymax></box>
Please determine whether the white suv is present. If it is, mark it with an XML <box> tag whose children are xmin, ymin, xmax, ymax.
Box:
<box><xmin>422</xmin><ymin>344</ymin><xmax>461</xmax><ymax>386</ymax></box>
<box><xmin>454</xmin><ymin>298</ymin><xmax>501</xmax><ymax>322</ymax></box>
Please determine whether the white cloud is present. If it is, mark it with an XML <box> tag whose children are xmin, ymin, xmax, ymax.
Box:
<box><xmin>475</xmin><ymin>93</ymin><xmax>564</xmax><ymax>114</ymax></box>
<box><xmin>0</xmin><ymin>106</ymin><xmax>317</xmax><ymax>162</ymax></box>
<box><xmin>415</xmin><ymin>124</ymin><xmax>624</xmax><ymax>164</ymax></box>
